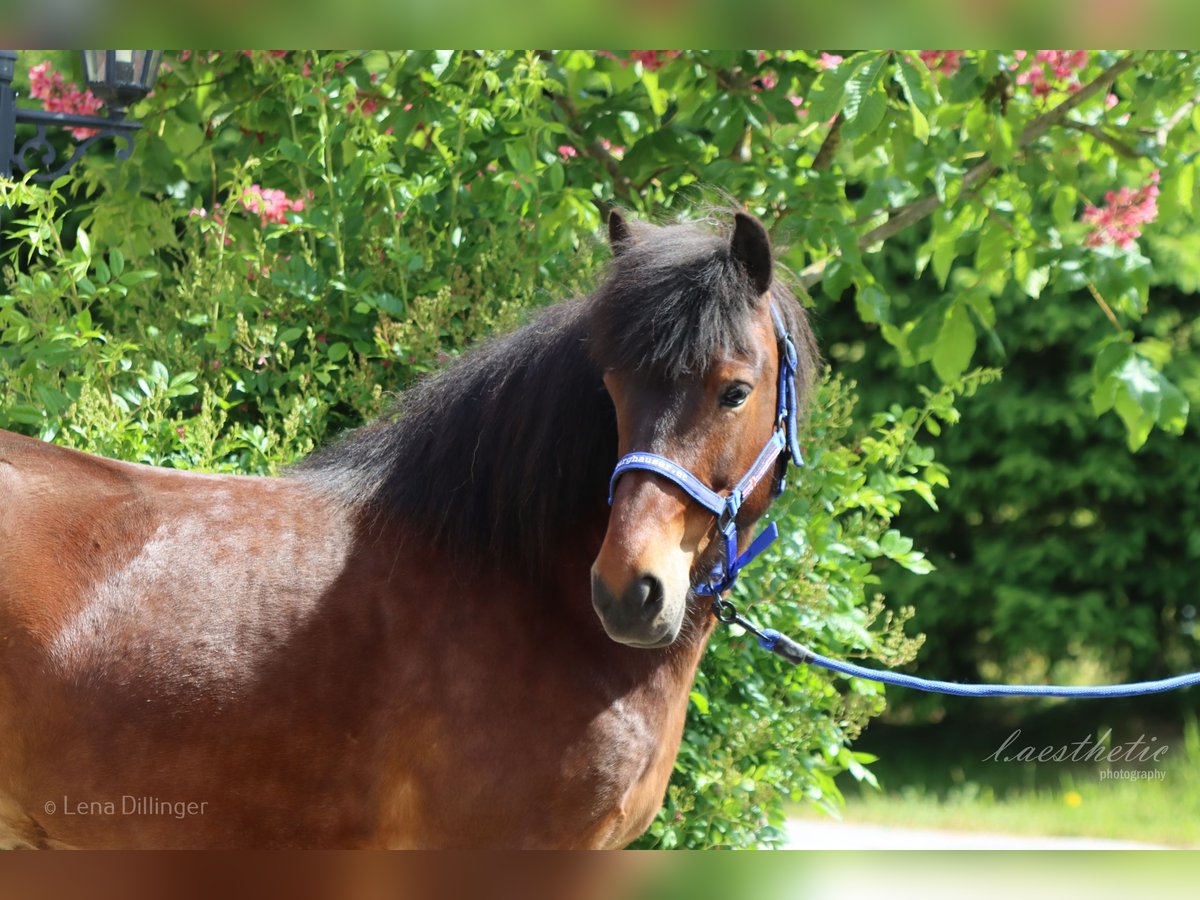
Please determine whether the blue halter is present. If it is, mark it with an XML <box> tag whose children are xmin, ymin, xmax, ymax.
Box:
<box><xmin>607</xmin><ymin>304</ymin><xmax>804</xmax><ymax>596</ymax></box>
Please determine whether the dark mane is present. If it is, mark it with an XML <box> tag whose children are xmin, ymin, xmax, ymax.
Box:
<box><xmin>292</xmin><ymin>216</ymin><xmax>818</xmax><ymax>573</ymax></box>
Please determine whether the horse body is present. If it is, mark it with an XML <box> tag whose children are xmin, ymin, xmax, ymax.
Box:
<box><xmin>0</xmin><ymin>211</ymin><xmax>817</xmax><ymax>848</ymax></box>
<box><xmin>0</xmin><ymin>428</ymin><xmax>710</xmax><ymax>848</ymax></box>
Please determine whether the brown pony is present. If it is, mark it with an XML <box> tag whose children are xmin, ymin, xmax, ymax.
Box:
<box><xmin>0</xmin><ymin>210</ymin><xmax>816</xmax><ymax>848</ymax></box>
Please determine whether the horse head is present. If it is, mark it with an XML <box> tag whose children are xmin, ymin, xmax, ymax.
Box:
<box><xmin>588</xmin><ymin>210</ymin><xmax>815</xmax><ymax>648</ymax></box>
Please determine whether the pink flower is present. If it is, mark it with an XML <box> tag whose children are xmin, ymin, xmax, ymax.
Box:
<box><xmin>818</xmin><ymin>52</ymin><xmax>844</xmax><ymax>70</ymax></box>
<box><xmin>1082</xmin><ymin>169</ymin><xmax>1160</xmax><ymax>249</ymax></box>
<box><xmin>598</xmin><ymin>138</ymin><xmax>625</xmax><ymax>157</ymax></box>
<box><xmin>240</xmin><ymin>184</ymin><xmax>305</xmax><ymax>227</ymax></box>
<box><xmin>1105</xmin><ymin>92</ymin><xmax>1119</xmax><ymax>110</ymax></box>
<box><xmin>1016</xmin><ymin>64</ymin><xmax>1053</xmax><ymax>97</ymax></box>
<box><xmin>28</xmin><ymin>60</ymin><xmax>103</xmax><ymax>139</ymax></box>
<box><xmin>630</xmin><ymin>50</ymin><xmax>682</xmax><ymax>71</ymax></box>
<box><xmin>919</xmin><ymin>50</ymin><xmax>964</xmax><ymax>76</ymax></box>
<box><xmin>180</xmin><ymin>50</ymin><xmax>192</xmax><ymax>62</ymax></box>
<box><xmin>557</xmin><ymin>145</ymin><xmax>578</xmax><ymax>160</ymax></box>
<box><xmin>347</xmin><ymin>89</ymin><xmax>380</xmax><ymax>116</ymax></box>
<box><xmin>752</xmin><ymin>70</ymin><xmax>778</xmax><ymax>92</ymax></box>
<box><xmin>1012</xmin><ymin>50</ymin><xmax>1090</xmax><ymax>98</ymax></box>
<box><xmin>301</xmin><ymin>58</ymin><xmax>312</xmax><ymax>78</ymax></box>
<box><xmin>176</xmin><ymin>426</ymin><xmax>187</xmax><ymax>439</ymax></box>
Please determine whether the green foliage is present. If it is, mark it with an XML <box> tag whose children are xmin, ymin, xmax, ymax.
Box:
<box><xmin>3</xmin><ymin>49</ymin><xmax>1200</xmax><ymax>846</ymax></box>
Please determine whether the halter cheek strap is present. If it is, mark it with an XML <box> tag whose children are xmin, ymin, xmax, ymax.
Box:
<box><xmin>607</xmin><ymin>302</ymin><xmax>804</xmax><ymax>596</ymax></box>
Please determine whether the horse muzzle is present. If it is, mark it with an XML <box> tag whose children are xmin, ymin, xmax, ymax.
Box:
<box><xmin>590</xmin><ymin>569</ymin><xmax>682</xmax><ymax>648</ymax></box>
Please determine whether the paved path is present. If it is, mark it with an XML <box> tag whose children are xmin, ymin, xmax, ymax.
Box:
<box><xmin>786</xmin><ymin>818</ymin><xmax>1171</xmax><ymax>849</ymax></box>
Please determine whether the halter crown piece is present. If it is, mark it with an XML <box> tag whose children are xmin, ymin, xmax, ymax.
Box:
<box><xmin>607</xmin><ymin>303</ymin><xmax>804</xmax><ymax>596</ymax></box>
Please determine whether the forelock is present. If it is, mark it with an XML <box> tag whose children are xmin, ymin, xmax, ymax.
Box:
<box><xmin>586</xmin><ymin>219</ymin><xmax>763</xmax><ymax>378</ymax></box>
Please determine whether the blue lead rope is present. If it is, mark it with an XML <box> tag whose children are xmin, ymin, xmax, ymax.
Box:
<box><xmin>713</xmin><ymin>600</ymin><xmax>1200</xmax><ymax>698</ymax></box>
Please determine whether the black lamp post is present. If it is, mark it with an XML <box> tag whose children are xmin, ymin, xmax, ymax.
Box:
<box><xmin>0</xmin><ymin>50</ymin><xmax>162</xmax><ymax>182</ymax></box>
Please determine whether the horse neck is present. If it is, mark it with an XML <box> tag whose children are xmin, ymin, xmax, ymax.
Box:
<box><xmin>345</xmin><ymin>299</ymin><xmax>616</xmax><ymax>577</ymax></box>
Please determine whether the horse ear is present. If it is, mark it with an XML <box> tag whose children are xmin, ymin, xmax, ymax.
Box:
<box><xmin>608</xmin><ymin>209</ymin><xmax>632</xmax><ymax>256</ymax></box>
<box><xmin>730</xmin><ymin>212</ymin><xmax>772</xmax><ymax>295</ymax></box>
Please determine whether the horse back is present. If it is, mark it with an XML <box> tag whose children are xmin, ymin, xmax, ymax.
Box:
<box><xmin>0</xmin><ymin>427</ymin><xmax>355</xmax><ymax>665</ymax></box>
<box><xmin>0</xmin><ymin>429</ymin><xmax>160</xmax><ymax>641</ymax></box>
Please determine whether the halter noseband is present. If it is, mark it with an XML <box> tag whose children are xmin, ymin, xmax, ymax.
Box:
<box><xmin>607</xmin><ymin>303</ymin><xmax>804</xmax><ymax>596</ymax></box>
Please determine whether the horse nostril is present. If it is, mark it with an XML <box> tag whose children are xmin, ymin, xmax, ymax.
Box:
<box><xmin>635</xmin><ymin>574</ymin><xmax>664</xmax><ymax>614</ymax></box>
<box><xmin>592</xmin><ymin>571</ymin><xmax>616</xmax><ymax>614</ymax></box>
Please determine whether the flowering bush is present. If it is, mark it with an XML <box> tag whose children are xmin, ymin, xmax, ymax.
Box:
<box><xmin>3</xmin><ymin>49</ymin><xmax>1200</xmax><ymax>846</ymax></box>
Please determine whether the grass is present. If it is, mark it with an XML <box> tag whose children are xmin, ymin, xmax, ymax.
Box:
<box><xmin>804</xmin><ymin>706</ymin><xmax>1200</xmax><ymax>847</ymax></box>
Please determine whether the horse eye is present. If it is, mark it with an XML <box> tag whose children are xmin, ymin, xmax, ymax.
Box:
<box><xmin>720</xmin><ymin>383</ymin><xmax>752</xmax><ymax>408</ymax></box>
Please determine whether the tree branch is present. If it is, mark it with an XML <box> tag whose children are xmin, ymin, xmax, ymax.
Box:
<box><xmin>1156</xmin><ymin>93</ymin><xmax>1200</xmax><ymax>145</ymax></box>
<box><xmin>799</xmin><ymin>52</ymin><xmax>1142</xmax><ymax>290</ymax></box>
<box><xmin>811</xmin><ymin>114</ymin><xmax>843</xmax><ymax>171</ymax></box>
<box><xmin>1064</xmin><ymin>118</ymin><xmax>1142</xmax><ymax>159</ymax></box>
<box><xmin>1086</xmin><ymin>281</ymin><xmax>1124</xmax><ymax>333</ymax></box>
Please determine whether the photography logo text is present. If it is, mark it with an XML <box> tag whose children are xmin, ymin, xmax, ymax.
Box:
<box><xmin>43</xmin><ymin>796</ymin><xmax>209</xmax><ymax>819</ymax></box>
<box><xmin>984</xmin><ymin>728</ymin><xmax>1168</xmax><ymax>780</ymax></box>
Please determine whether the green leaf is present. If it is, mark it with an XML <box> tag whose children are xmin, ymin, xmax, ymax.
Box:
<box><xmin>327</xmin><ymin>341</ymin><xmax>350</xmax><ymax>362</ymax></box>
<box><xmin>932</xmin><ymin>302</ymin><xmax>976</xmax><ymax>382</ymax></box>
<box><xmin>1092</xmin><ymin>343</ymin><xmax>1189</xmax><ymax>449</ymax></box>
<box><xmin>430</xmin><ymin>50</ymin><xmax>456</xmax><ymax>80</ymax></box>
<box><xmin>1176</xmin><ymin>163</ymin><xmax>1195</xmax><ymax>214</ymax></box>
<box><xmin>974</xmin><ymin>220</ymin><xmax>1012</xmax><ymax>275</ymax></box>
<box><xmin>855</xmin><ymin>284</ymin><xmax>890</xmax><ymax>324</ymax></box>
<box><xmin>932</xmin><ymin>232</ymin><xmax>957</xmax><ymax>288</ymax></box>
<box><xmin>118</xmin><ymin>270</ymin><xmax>158</xmax><ymax>287</ymax></box>
<box><xmin>642</xmin><ymin>70</ymin><xmax>669</xmax><ymax>117</ymax></box>
<box><xmin>842</xmin><ymin>53</ymin><xmax>888</xmax><ymax>138</ymax></box>
<box><xmin>806</xmin><ymin>55</ymin><xmax>869</xmax><ymax>123</ymax></box>
<box><xmin>846</xmin><ymin>88</ymin><xmax>887</xmax><ymax>139</ymax></box>
<box><xmin>504</xmin><ymin>140</ymin><xmax>534</xmax><ymax>175</ymax></box>
<box><xmin>893</xmin><ymin>53</ymin><xmax>939</xmax><ymax>143</ymax></box>
<box><xmin>1014</xmin><ymin>249</ymin><xmax>1050</xmax><ymax>298</ymax></box>
<box><xmin>1051</xmin><ymin>188</ymin><xmax>1077</xmax><ymax>229</ymax></box>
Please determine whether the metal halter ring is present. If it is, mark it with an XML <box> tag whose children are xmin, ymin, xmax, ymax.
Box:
<box><xmin>712</xmin><ymin>599</ymin><xmax>739</xmax><ymax>624</ymax></box>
